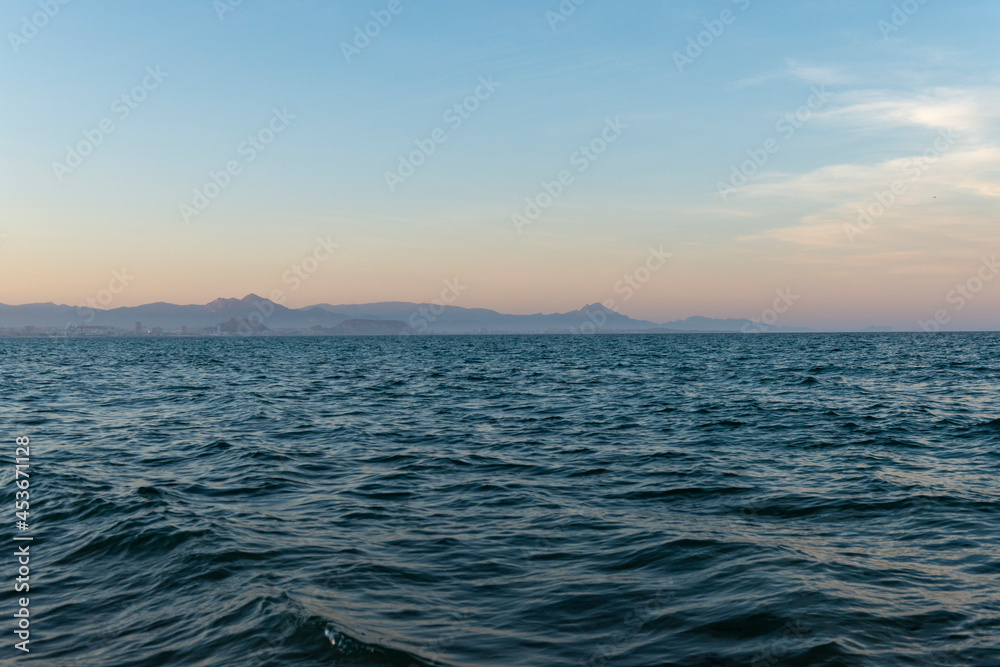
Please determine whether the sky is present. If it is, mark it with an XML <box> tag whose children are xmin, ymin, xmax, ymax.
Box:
<box><xmin>1</xmin><ymin>0</ymin><xmax>998</xmax><ymax>331</ymax></box>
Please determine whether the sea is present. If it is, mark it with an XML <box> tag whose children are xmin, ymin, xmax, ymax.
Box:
<box><xmin>1</xmin><ymin>334</ymin><xmax>998</xmax><ymax>666</ymax></box>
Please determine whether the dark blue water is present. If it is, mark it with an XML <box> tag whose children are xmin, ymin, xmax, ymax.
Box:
<box><xmin>1</xmin><ymin>334</ymin><xmax>998</xmax><ymax>666</ymax></box>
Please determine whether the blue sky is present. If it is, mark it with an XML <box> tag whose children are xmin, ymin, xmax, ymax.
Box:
<box><xmin>2</xmin><ymin>0</ymin><xmax>999</xmax><ymax>330</ymax></box>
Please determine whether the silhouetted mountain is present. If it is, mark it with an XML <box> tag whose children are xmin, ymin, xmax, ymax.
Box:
<box><xmin>0</xmin><ymin>302</ymin><xmax>78</xmax><ymax>328</ymax></box>
<box><xmin>13</xmin><ymin>294</ymin><xmax>351</xmax><ymax>330</ymax></box>
<box><xmin>0</xmin><ymin>296</ymin><xmax>810</xmax><ymax>334</ymax></box>
<box><xmin>309</xmin><ymin>320</ymin><xmax>412</xmax><ymax>335</ymax></box>
<box><xmin>653</xmin><ymin>316</ymin><xmax>808</xmax><ymax>333</ymax></box>
<box><xmin>312</xmin><ymin>301</ymin><xmax>662</xmax><ymax>333</ymax></box>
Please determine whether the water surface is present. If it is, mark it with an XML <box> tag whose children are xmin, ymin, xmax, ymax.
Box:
<box><xmin>1</xmin><ymin>334</ymin><xmax>998</xmax><ymax>665</ymax></box>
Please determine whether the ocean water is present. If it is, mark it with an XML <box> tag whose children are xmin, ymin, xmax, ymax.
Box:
<box><xmin>1</xmin><ymin>334</ymin><xmax>998</xmax><ymax>666</ymax></box>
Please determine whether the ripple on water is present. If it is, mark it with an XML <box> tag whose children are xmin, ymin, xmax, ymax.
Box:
<box><xmin>1</xmin><ymin>333</ymin><xmax>998</xmax><ymax>665</ymax></box>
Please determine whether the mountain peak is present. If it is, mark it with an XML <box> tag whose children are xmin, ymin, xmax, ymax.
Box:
<box><xmin>205</xmin><ymin>297</ymin><xmax>240</xmax><ymax>310</ymax></box>
<box><xmin>578</xmin><ymin>303</ymin><xmax>620</xmax><ymax>316</ymax></box>
<box><xmin>205</xmin><ymin>294</ymin><xmax>273</xmax><ymax>312</ymax></box>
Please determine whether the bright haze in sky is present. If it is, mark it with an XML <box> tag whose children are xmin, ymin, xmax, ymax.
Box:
<box><xmin>1</xmin><ymin>0</ymin><xmax>998</xmax><ymax>331</ymax></box>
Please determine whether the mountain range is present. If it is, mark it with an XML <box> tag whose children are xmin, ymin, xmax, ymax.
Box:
<box><xmin>0</xmin><ymin>294</ymin><xmax>809</xmax><ymax>334</ymax></box>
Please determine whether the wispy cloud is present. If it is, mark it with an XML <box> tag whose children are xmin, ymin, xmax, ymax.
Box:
<box><xmin>720</xmin><ymin>82</ymin><xmax>1000</xmax><ymax>249</ymax></box>
<box><xmin>742</xmin><ymin>147</ymin><xmax>1000</xmax><ymax>202</ymax></box>
<box><xmin>821</xmin><ymin>87</ymin><xmax>1000</xmax><ymax>134</ymax></box>
<box><xmin>734</xmin><ymin>60</ymin><xmax>856</xmax><ymax>88</ymax></box>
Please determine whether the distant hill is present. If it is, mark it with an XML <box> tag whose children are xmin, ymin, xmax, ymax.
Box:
<box><xmin>0</xmin><ymin>294</ymin><xmax>350</xmax><ymax>331</ymax></box>
<box><xmin>655</xmin><ymin>316</ymin><xmax>810</xmax><ymax>333</ymax></box>
<box><xmin>0</xmin><ymin>295</ymin><xmax>811</xmax><ymax>335</ymax></box>
<box><xmin>310</xmin><ymin>320</ymin><xmax>411</xmax><ymax>335</ymax></box>
<box><xmin>312</xmin><ymin>302</ymin><xmax>663</xmax><ymax>333</ymax></box>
